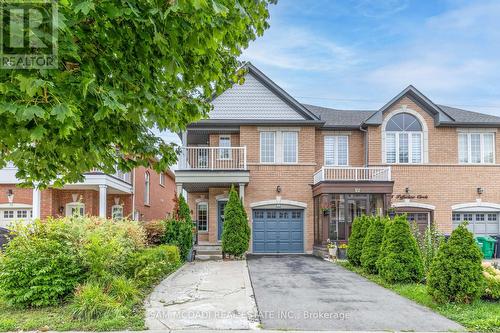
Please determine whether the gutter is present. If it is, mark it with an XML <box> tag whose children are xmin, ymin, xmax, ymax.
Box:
<box><xmin>359</xmin><ymin>125</ymin><xmax>368</xmax><ymax>167</ymax></box>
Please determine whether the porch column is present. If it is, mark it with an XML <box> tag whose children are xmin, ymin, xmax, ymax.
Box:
<box><xmin>32</xmin><ymin>184</ymin><xmax>41</xmax><ymax>219</ymax></box>
<box><xmin>99</xmin><ymin>185</ymin><xmax>107</xmax><ymax>218</ymax></box>
<box><xmin>176</xmin><ymin>183</ymin><xmax>183</xmax><ymax>197</ymax></box>
<box><xmin>239</xmin><ymin>183</ymin><xmax>245</xmax><ymax>202</ymax></box>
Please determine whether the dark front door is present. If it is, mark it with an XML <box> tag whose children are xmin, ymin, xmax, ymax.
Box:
<box><xmin>217</xmin><ymin>200</ymin><xmax>227</xmax><ymax>241</ymax></box>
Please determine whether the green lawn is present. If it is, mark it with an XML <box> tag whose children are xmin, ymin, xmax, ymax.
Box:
<box><xmin>0</xmin><ymin>300</ymin><xmax>145</xmax><ymax>331</ymax></box>
<box><xmin>338</xmin><ymin>261</ymin><xmax>500</xmax><ymax>332</ymax></box>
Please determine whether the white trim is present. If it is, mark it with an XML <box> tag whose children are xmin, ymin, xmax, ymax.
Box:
<box><xmin>250</xmin><ymin>199</ymin><xmax>307</xmax><ymax>209</ymax></box>
<box><xmin>392</xmin><ymin>201</ymin><xmax>435</xmax><ymax>210</ymax></box>
<box><xmin>452</xmin><ymin>201</ymin><xmax>500</xmax><ymax>212</ymax></box>
<box><xmin>0</xmin><ymin>203</ymin><xmax>33</xmax><ymax>209</ymax></box>
<box><xmin>257</xmin><ymin>127</ymin><xmax>301</xmax><ymax>132</ymax></box>
<box><xmin>457</xmin><ymin>128</ymin><xmax>498</xmax><ymax>133</ymax></box>
<box><xmin>111</xmin><ymin>204</ymin><xmax>124</xmax><ymax>220</ymax></box>
<box><xmin>381</xmin><ymin>108</ymin><xmax>429</xmax><ymax>164</ymax></box>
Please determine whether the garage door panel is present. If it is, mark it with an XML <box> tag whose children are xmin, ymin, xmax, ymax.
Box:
<box><xmin>252</xmin><ymin>209</ymin><xmax>304</xmax><ymax>254</ymax></box>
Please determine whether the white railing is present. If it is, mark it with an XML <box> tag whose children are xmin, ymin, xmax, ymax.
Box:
<box><xmin>88</xmin><ymin>168</ymin><xmax>132</xmax><ymax>184</ymax></box>
<box><xmin>179</xmin><ymin>146</ymin><xmax>247</xmax><ymax>170</ymax></box>
<box><xmin>313</xmin><ymin>166</ymin><xmax>391</xmax><ymax>184</ymax></box>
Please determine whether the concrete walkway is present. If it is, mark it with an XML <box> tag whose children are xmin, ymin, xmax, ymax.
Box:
<box><xmin>145</xmin><ymin>260</ymin><xmax>258</xmax><ymax>330</ymax></box>
<box><xmin>247</xmin><ymin>255</ymin><xmax>465</xmax><ymax>332</ymax></box>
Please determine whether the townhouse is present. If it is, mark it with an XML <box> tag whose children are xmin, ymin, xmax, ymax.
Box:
<box><xmin>176</xmin><ymin>63</ymin><xmax>500</xmax><ymax>254</ymax></box>
<box><xmin>0</xmin><ymin>164</ymin><xmax>176</xmax><ymax>228</ymax></box>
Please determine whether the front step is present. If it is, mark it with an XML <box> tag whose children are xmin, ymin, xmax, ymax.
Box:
<box><xmin>195</xmin><ymin>244</ymin><xmax>222</xmax><ymax>261</ymax></box>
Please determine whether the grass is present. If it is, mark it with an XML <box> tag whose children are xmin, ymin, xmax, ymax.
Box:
<box><xmin>0</xmin><ymin>299</ymin><xmax>145</xmax><ymax>331</ymax></box>
<box><xmin>338</xmin><ymin>261</ymin><xmax>500</xmax><ymax>332</ymax></box>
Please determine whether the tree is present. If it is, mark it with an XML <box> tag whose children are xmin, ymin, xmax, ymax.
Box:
<box><xmin>221</xmin><ymin>185</ymin><xmax>250</xmax><ymax>257</ymax></box>
<box><xmin>377</xmin><ymin>215</ymin><xmax>424</xmax><ymax>283</ymax></box>
<box><xmin>172</xmin><ymin>194</ymin><xmax>192</xmax><ymax>224</ymax></box>
<box><xmin>347</xmin><ymin>215</ymin><xmax>371</xmax><ymax>266</ymax></box>
<box><xmin>0</xmin><ymin>0</ymin><xmax>275</xmax><ymax>187</ymax></box>
<box><xmin>360</xmin><ymin>216</ymin><xmax>386</xmax><ymax>274</ymax></box>
<box><xmin>427</xmin><ymin>223</ymin><xmax>484</xmax><ymax>303</ymax></box>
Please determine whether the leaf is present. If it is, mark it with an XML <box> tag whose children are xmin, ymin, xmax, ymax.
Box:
<box><xmin>31</xmin><ymin>125</ymin><xmax>46</xmax><ymax>140</ymax></box>
<box><xmin>212</xmin><ymin>1</ymin><xmax>229</xmax><ymax>15</ymax></box>
<box><xmin>51</xmin><ymin>104</ymin><xmax>72</xmax><ymax>122</ymax></box>
<box><xmin>22</xmin><ymin>105</ymin><xmax>46</xmax><ymax>121</ymax></box>
<box><xmin>193</xmin><ymin>0</ymin><xmax>208</xmax><ymax>10</ymax></box>
<box><xmin>74</xmin><ymin>1</ymin><xmax>95</xmax><ymax>15</ymax></box>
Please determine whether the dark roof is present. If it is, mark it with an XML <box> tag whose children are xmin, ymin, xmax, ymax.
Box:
<box><xmin>437</xmin><ymin>105</ymin><xmax>500</xmax><ymax>125</ymax></box>
<box><xmin>303</xmin><ymin>104</ymin><xmax>375</xmax><ymax>128</ymax></box>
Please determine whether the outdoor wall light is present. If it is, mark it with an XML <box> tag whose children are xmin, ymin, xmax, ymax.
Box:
<box><xmin>276</xmin><ymin>185</ymin><xmax>282</xmax><ymax>193</ymax></box>
<box><xmin>477</xmin><ymin>187</ymin><xmax>484</xmax><ymax>195</ymax></box>
<box><xmin>59</xmin><ymin>206</ymin><xmax>64</xmax><ymax>214</ymax></box>
<box><xmin>7</xmin><ymin>189</ymin><xmax>14</xmax><ymax>205</ymax></box>
<box><xmin>405</xmin><ymin>187</ymin><xmax>410</xmax><ymax>194</ymax></box>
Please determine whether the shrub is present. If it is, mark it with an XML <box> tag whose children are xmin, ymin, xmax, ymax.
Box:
<box><xmin>108</xmin><ymin>276</ymin><xmax>140</xmax><ymax>305</ymax></box>
<box><xmin>142</xmin><ymin>220</ymin><xmax>166</xmax><ymax>245</ymax></box>
<box><xmin>0</xmin><ymin>221</ymin><xmax>83</xmax><ymax>307</ymax></box>
<box><xmin>221</xmin><ymin>186</ymin><xmax>250</xmax><ymax>257</ymax></box>
<box><xmin>347</xmin><ymin>215</ymin><xmax>371</xmax><ymax>266</ymax></box>
<box><xmin>71</xmin><ymin>282</ymin><xmax>122</xmax><ymax>320</ymax></box>
<box><xmin>360</xmin><ymin>216</ymin><xmax>386</xmax><ymax>274</ymax></box>
<box><xmin>427</xmin><ymin>223</ymin><xmax>485</xmax><ymax>303</ymax></box>
<box><xmin>162</xmin><ymin>219</ymin><xmax>192</xmax><ymax>260</ymax></box>
<box><xmin>418</xmin><ymin>224</ymin><xmax>444</xmax><ymax>275</ymax></box>
<box><xmin>126</xmin><ymin>245</ymin><xmax>181</xmax><ymax>287</ymax></box>
<box><xmin>172</xmin><ymin>194</ymin><xmax>192</xmax><ymax>224</ymax></box>
<box><xmin>377</xmin><ymin>215</ymin><xmax>424</xmax><ymax>283</ymax></box>
<box><xmin>482</xmin><ymin>262</ymin><xmax>500</xmax><ymax>300</ymax></box>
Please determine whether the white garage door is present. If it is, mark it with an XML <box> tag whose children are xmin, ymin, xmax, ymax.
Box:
<box><xmin>452</xmin><ymin>212</ymin><xmax>499</xmax><ymax>235</ymax></box>
<box><xmin>0</xmin><ymin>209</ymin><xmax>32</xmax><ymax>230</ymax></box>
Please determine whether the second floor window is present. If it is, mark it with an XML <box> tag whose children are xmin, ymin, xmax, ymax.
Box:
<box><xmin>324</xmin><ymin>136</ymin><xmax>348</xmax><ymax>166</ymax></box>
<box><xmin>385</xmin><ymin>113</ymin><xmax>423</xmax><ymax>164</ymax></box>
<box><xmin>144</xmin><ymin>172</ymin><xmax>150</xmax><ymax>205</ymax></box>
<box><xmin>159</xmin><ymin>172</ymin><xmax>165</xmax><ymax>186</ymax></box>
<box><xmin>459</xmin><ymin>132</ymin><xmax>495</xmax><ymax>164</ymax></box>
<box><xmin>219</xmin><ymin>135</ymin><xmax>231</xmax><ymax>160</ymax></box>
<box><xmin>260</xmin><ymin>131</ymin><xmax>298</xmax><ymax>164</ymax></box>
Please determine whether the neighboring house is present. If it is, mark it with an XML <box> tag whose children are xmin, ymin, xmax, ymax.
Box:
<box><xmin>176</xmin><ymin>63</ymin><xmax>500</xmax><ymax>254</ymax></box>
<box><xmin>0</xmin><ymin>163</ymin><xmax>176</xmax><ymax>229</ymax></box>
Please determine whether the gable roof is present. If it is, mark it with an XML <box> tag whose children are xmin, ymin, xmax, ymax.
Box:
<box><xmin>363</xmin><ymin>85</ymin><xmax>454</xmax><ymax>126</ymax></box>
<box><xmin>303</xmin><ymin>104</ymin><xmax>374</xmax><ymax>129</ymax></box>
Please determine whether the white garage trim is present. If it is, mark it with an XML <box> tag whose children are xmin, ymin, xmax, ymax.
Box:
<box><xmin>452</xmin><ymin>201</ymin><xmax>500</xmax><ymax>212</ymax></box>
<box><xmin>392</xmin><ymin>201</ymin><xmax>435</xmax><ymax>210</ymax></box>
<box><xmin>250</xmin><ymin>199</ymin><xmax>307</xmax><ymax>209</ymax></box>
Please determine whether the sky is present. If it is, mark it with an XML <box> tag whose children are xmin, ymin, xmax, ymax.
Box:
<box><xmin>161</xmin><ymin>0</ymin><xmax>500</xmax><ymax>144</ymax></box>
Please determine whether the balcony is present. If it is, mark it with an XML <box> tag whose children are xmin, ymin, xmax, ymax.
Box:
<box><xmin>313</xmin><ymin>166</ymin><xmax>392</xmax><ymax>184</ymax></box>
<box><xmin>88</xmin><ymin>168</ymin><xmax>132</xmax><ymax>184</ymax></box>
<box><xmin>178</xmin><ymin>147</ymin><xmax>247</xmax><ymax>170</ymax></box>
<box><xmin>176</xmin><ymin>147</ymin><xmax>249</xmax><ymax>192</ymax></box>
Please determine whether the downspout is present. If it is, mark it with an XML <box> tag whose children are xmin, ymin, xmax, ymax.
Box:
<box><xmin>131</xmin><ymin>168</ymin><xmax>136</xmax><ymax>220</ymax></box>
<box><xmin>359</xmin><ymin>125</ymin><xmax>368</xmax><ymax>167</ymax></box>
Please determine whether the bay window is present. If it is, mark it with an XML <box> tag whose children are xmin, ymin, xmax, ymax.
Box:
<box><xmin>458</xmin><ymin>132</ymin><xmax>495</xmax><ymax>164</ymax></box>
<box><xmin>385</xmin><ymin>113</ymin><xmax>423</xmax><ymax>164</ymax></box>
<box><xmin>324</xmin><ymin>136</ymin><xmax>348</xmax><ymax>166</ymax></box>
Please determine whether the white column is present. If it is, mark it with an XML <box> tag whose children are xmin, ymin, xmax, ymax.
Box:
<box><xmin>99</xmin><ymin>185</ymin><xmax>107</xmax><ymax>218</ymax></box>
<box><xmin>32</xmin><ymin>184</ymin><xmax>41</xmax><ymax>219</ymax></box>
<box><xmin>239</xmin><ymin>183</ymin><xmax>245</xmax><ymax>202</ymax></box>
<box><xmin>176</xmin><ymin>183</ymin><xmax>184</xmax><ymax>197</ymax></box>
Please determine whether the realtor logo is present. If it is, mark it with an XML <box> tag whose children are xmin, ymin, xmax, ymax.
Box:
<box><xmin>0</xmin><ymin>0</ymin><xmax>58</xmax><ymax>69</ymax></box>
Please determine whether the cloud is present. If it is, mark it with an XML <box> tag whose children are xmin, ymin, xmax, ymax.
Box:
<box><xmin>243</xmin><ymin>27</ymin><xmax>358</xmax><ymax>73</ymax></box>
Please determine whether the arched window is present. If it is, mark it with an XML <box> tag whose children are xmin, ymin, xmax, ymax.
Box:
<box><xmin>144</xmin><ymin>172</ymin><xmax>150</xmax><ymax>205</ymax></box>
<box><xmin>385</xmin><ymin>113</ymin><xmax>423</xmax><ymax>163</ymax></box>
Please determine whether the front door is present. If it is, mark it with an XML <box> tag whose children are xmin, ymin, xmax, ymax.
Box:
<box><xmin>217</xmin><ymin>200</ymin><xmax>227</xmax><ymax>241</ymax></box>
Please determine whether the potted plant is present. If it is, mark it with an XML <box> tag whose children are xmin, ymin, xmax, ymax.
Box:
<box><xmin>326</xmin><ymin>239</ymin><xmax>337</xmax><ymax>259</ymax></box>
<box><xmin>321</xmin><ymin>208</ymin><xmax>330</xmax><ymax>216</ymax></box>
<box><xmin>338</xmin><ymin>243</ymin><xmax>348</xmax><ymax>260</ymax></box>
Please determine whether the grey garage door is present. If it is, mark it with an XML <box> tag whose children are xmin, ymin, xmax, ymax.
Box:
<box><xmin>252</xmin><ymin>209</ymin><xmax>304</xmax><ymax>253</ymax></box>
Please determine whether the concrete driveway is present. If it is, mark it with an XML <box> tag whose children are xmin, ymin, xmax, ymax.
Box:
<box><xmin>247</xmin><ymin>255</ymin><xmax>464</xmax><ymax>331</ymax></box>
<box><xmin>145</xmin><ymin>260</ymin><xmax>258</xmax><ymax>330</ymax></box>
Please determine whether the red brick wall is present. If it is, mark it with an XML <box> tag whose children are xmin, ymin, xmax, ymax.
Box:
<box><xmin>133</xmin><ymin>167</ymin><xmax>176</xmax><ymax>221</ymax></box>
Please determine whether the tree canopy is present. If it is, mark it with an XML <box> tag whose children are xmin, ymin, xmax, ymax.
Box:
<box><xmin>0</xmin><ymin>0</ymin><xmax>274</xmax><ymax>187</ymax></box>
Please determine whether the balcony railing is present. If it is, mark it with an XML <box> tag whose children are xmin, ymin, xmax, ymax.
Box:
<box><xmin>313</xmin><ymin>166</ymin><xmax>391</xmax><ymax>184</ymax></box>
<box><xmin>88</xmin><ymin>168</ymin><xmax>132</xmax><ymax>184</ymax></box>
<box><xmin>179</xmin><ymin>146</ymin><xmax>247</xmax><ymax>170</ymax></box>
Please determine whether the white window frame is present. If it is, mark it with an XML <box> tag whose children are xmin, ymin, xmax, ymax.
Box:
<box><xmin>112</xmin><ymin>205</ymin><xmax>124</xmax><ymax>220</ymax></box>
<box><xmin>144</xmin><ymin>172</ymin><xmax>150</xmax><ymax>205</ymax></box>
<box><xmin>65</xmin><ymin>202</ymin><xmax>85</xmax><ymax>217</ymax></box>
<box><xmin>324</xmin><ymin>135</ymin><xmax>349</xmax><ymax>166</ymax></box>
<box><xmin>197</xmin><ymin>202</ymin><xmax>208</xmax><ymax>232</ymax></box>
<box><xmin>385</xmin><ymin>131</ymin><xmax>423</xmax><ymax>164</ymax></box>
<box><xmin>159</xmin><ymin>172</ymin><xmax>165</xmax><ymax>186</ymax></box>
<box><xmin>259</xmin><ymin>129</ymin><xmax>299</xmax><ymax>164</ymax></box>
<box><xmin>458</xmin><ymin>132</ymin><xmax>495</xmax><ymax>164</ymax></box>
<box><xmin>218</xmin><ymin>135</ymin><xmax>232</xmax><ymax>160</ymax></box>
<box><xmin>282</xmin><ymin>131</ymin><xmax>298</xmax><ymax>164</ymax></box>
